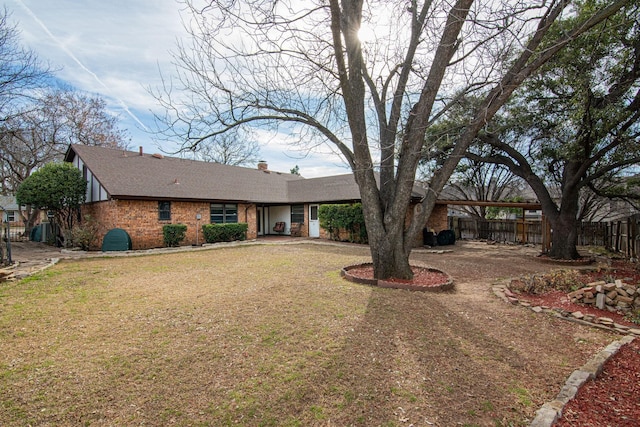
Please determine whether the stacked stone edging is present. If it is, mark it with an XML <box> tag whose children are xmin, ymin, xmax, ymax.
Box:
<box><xmin>341</xmin><ymin>263</ymin><xmax>454</xmax><ymax>292</ymax></box>
<box><xmin>492</xmin><ymin>283</ymin><xmax>640</xmax><ymax>336</ymax></box>
<box><xmin>535</xmin><ymin>255</ymin><xmax>595</xmax><ymax>266</ymax></box>
<box><xmin>492</xmin><ymin>282</ymin><xmax>638</xmax><ymax>426</ymax></box>
<box><xmin>568</xmin><ymin>280</ymin><xmax>639</xmax><ymax>313</ymax></box>
<box><xmin>529</xmin><ymin>335</ymin><xmax>635</xmax><ymax>427</ymax></box>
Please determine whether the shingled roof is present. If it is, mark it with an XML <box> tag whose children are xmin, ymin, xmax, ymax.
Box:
<box><xmin>65</xmin><ymin>144</ymin><xmax>302</xmax><ymax>203</ymax></box>
<box><xmin>65</xmin><ymin>144</ymin><xmax>426</xmax><ymax>204</ymax></box>
<box><xmin>0</xmin><ymin>195</ymin><xmax>19</xmax><ymax>210</ymax></box>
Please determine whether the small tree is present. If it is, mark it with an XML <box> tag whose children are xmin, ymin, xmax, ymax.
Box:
<box><xmin>16</xmin><ymin>162</ymin><xmax>86</xmax><ymax>247</ymax></box>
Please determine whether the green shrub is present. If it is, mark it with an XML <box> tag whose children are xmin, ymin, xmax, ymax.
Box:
<box><xmin>202</xmin><ymin>223</ymin><xmax>248</xmax><ymax>243</ymax></box>
<box><xmin>318</xmin><ymin>204</ymin><xmax>367</xmax><ymax>244</ymax></box>
<box><xmin>163</xmin><ymin>224</ymin><xmax>187</xmax><ymax>247</ymax></box>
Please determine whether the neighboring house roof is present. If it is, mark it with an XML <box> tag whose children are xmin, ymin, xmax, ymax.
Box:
<box><xmin>65</xmin><ymin>144</ymin><xmax>424</xmax><ymax>205</ymax></box>
<box><xmin>0</xmin><ymin>195</ymin><xmax>19</xmax><ymax>211</ymax></box>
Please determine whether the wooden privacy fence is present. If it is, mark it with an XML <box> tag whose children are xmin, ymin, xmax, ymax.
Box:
<box><xmin>452</xmin><ymin>217</ymin><xmax>543</xmax><ymax>244</ymax></box>
<box><xmin>602</xmin><ymin>214</ymin><xmax>639</xmax><ymax>260</ymax></box>
<box><xmin>451</xmin><ymin>214</ymin><xmax>639</xmax><ymax>259</ymax></box>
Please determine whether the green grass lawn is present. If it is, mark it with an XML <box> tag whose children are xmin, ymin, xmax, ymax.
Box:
<box><xmin>0</xmin><ymin>243</ymin><xmax>614</xmax><ymax>426</ymax></box>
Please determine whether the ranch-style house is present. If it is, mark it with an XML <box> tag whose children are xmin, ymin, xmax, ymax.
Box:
<box><xmin>65</xmin><ymin>144</ymin><xmax>448</xmax><ymax>250</ymax></box>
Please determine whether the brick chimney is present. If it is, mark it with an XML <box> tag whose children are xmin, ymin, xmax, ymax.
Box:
<box><xmin>257</xmin><ymin>161</ymin><xmax>268</xmax><ymax>171</ymax></box>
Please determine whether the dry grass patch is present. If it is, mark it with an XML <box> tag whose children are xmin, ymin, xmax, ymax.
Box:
<box><xmin>0</xmin><ymin>243</ymin><xmax>614</xmax><ymax>426</ymax></box>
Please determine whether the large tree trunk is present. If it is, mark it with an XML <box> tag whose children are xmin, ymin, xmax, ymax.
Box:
<box><xmin>358</xmin><ymin>177</ymin><xmax>414</xmax><ymax>280</ymax></box>
<box><xmin>548</xmin><ymin>211</ymin><xmax>581</xmax><ymax>259</ymax></box>
<box><xmin>368</xmin><ymin>228</ymin><xmax>413</xmax><ymax>280</ymax></box>
<box><xmin>547</xmin><ymin>167</ymin><xmax>582</xmax><ymax>260</ymax></box>
<box><xmin>20</xmin><ymin>206</ymin><xmax>40</xmax><ymax>239</ymax></box>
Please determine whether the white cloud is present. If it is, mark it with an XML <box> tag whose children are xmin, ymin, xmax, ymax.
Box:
<box><xmin>9</xmin><ymin>0</ymin><xmax>184</xmax><ymax>108</ymax></box>
<box><xmin>5</xmin><ymin>0</ymin><xmax>352</xmax><ymax>177</ymax></box>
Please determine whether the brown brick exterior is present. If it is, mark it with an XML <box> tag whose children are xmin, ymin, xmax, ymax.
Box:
<box><xmin>81</xmin><ymin>200</ymin><xmax>449</xmax><ymax>250</ymax></box>
<box><xmin>426</xmin><ymin>204</ymin><xmax>449</xmax><ymax>233</ymax></box>
<box><xmin>405</xmin><ymin>203</ymin><xmax>449</xmax><ymax>247</ymax></box>
<box><xmin>83</xmin><ymin>199</ymin><xmax>257</xmax><ymax>250</ymax></box>
<box><xmin>301</xmin><ymin>204</ymin><xmax>309</xmax><ymax>237</ymax></box>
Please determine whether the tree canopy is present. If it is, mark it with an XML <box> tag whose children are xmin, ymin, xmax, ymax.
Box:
<box><xmin>458</xmin><ymin>0</ymin><xmax>640</xmax><ymax>258</ymax></box>
<box><xmin>16</xmin><ymin>162</ymin><xmax>86</xmax><ymax>245</ymax></box>
<box><xmin>155</xmin><ymin>0</ymin><xmax>630</xmax><ymax>278</ymax></box>
<box><xmin>0</xmin><ymin>7</ymin><xmax>131</xmax><ymax>235</ymax></box>
<box><xmin>0</xmin><ymin>7</ymin><xmax>50</xmax><ymax>120</ymax></box>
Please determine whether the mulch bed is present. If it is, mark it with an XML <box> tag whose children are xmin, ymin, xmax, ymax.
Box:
<box><xmin>511</xmin><ymin>259</ymin><xmax>640</xmax><ymax>426</ymax></box>
<box><xmin>554</xmin><ymin>338</ymin><xmax>640</xmax><ymax>426</ymax></box>
<box><xmin>516</xmin><ymin>290</ymin><xmax>637</xmax><ymax>328</ymax></box>
<box><xmin>342</xmin><ymin>264</ymin><xmax>453</xmax><ymax>291</ymax></box>
<box><xmin>514</xmin><ymin>259</ymin><xmax>640</xmax><ymax>327</ymax></box>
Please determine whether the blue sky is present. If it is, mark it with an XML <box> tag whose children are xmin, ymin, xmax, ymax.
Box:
<box><xmin>5</xmin><ymin>0</ymin><xmax>349</xmax><ymax>177</ymax></box>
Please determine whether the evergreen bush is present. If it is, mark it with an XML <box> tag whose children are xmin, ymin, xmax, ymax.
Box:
<box><xmin>318</xmin><ymin>204</ymin><xmax>367</xmax><ymax>244</ymax></box>
<box><xmin>202</xmin><ymin>223</ymin><xmax>248</xmax><ymax>243</ymax></box>
<box><xmin>163</xmin><ymin>224</ymin><xmax>187</xmax><ymax>247</ymax></box>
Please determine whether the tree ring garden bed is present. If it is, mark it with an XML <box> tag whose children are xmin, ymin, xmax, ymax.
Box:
<box><xmin>341</xmin><ymin>263</ymin><xmax>453</xmax><ymax>292</ymax></box>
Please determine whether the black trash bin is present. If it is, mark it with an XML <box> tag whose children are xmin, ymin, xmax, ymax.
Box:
<box><xmin>436</xmin><ymin>229</ymin><xmax>456</xmax><ymax>246</ymax></box>
<box><xmin>423</xmin><ymin>229</ymin><xmax>438</xmax><ymax>246</ymax></box>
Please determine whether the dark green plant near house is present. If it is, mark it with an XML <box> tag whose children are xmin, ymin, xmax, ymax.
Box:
<box><xmin>16</xmin><ymin>162</ymin><xmax>86</xmax><ymax>247</ymax></box>
<box><xmin>202</xmin><ymin>223</ymin><xmax>248</xmax><ymax>243</ymax></box>
<box><xmin>163</xmin><ymin>224</ymin><xmax>187</xmax><ymax>247</ymax></box>
<box><xmin>319</xmin><ymin>204</ymin><xmax>367</xmax><ymax>244</ymax></box>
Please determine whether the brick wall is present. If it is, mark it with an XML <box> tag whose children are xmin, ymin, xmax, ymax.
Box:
<box><xmin>301</xmin><ymin>204</ymin><xmax>309</xmax><ymax>237</ymax></box>
<box><xmin>83</xmin><ymin>199</ymin><xmax>257</xmax><ymax>250</ymax></box>
<box><xmin>82</xmin><ymin>199</ymin><xmax>449</xmax><ymax>250</ymax></box>
<box><xmin>405</xmin><ymin>203</ymin><xmax>449</xmax><ymax>246</ymax></box>
<box><xmin>426</xmin><ymin>204</ymin><xmax>449</xmax><ymax>233</ymax></box>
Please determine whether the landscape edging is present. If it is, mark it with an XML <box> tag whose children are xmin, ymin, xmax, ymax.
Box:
<box><xmin>528</xmin><ymin>335</ymin><xmax>634</xmax><ymax>427</ymax></box>
<box><xmin>492</xmin><ymin>281</ymin><xmax>637</xmax><ymax>426</ymax></box>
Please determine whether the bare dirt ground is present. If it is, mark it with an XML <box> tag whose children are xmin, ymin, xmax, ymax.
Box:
<box><xmin>0</xmin><ymin>239</ymin><xmax>622</xmax><ymax>426</ymax></box>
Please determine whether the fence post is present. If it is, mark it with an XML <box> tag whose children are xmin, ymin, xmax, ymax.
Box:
<box><xmin>541</xmin><ymin>214</ymin><xmax>551</xmax><ymax>253</ymax></box>
<box><xmin>452</xmin><ymin>216</ymin><xmax>460</xmax><ymax>239</ymax></box>
<box><xmin>627</xmin><ymin>217</ymin><xmax>636</xmax><ymax>258</ymax></box>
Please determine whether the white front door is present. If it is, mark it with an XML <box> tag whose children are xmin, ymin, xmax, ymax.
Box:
<box><xmin>309</xmin><ymin>205</ymin><xmax>320</xmax><ymax>237</ymax></box>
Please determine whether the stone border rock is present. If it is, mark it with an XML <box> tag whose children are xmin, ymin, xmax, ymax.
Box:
<box><xmin>568</xmin><ymin>280</ymin><xmax>639</xmax><ymax>313</ymax></box>
<box><xmin>529</xmin><ymin>335</ymin><xmax>635</xmax><ymax>427</ymax></box>
<box><xmin>492</xmin><ymin>282</ymin><xmax>640</xmax><ymax>337</ymax></box>
<box><xmin>341</xmin><ymin>262</ymin><xmax>454</xmax><ymax>292</ymax></box>
<box><xmin>492</xmin><ymin>281</ymin><xmax>638</xmax><ymax>426</ymax></box>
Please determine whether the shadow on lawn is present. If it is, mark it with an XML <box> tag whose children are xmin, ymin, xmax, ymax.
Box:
<box><xmin>297</xmin><ymin>287</ymin><xmax>535</xmax><ymax>426</ymax></box>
